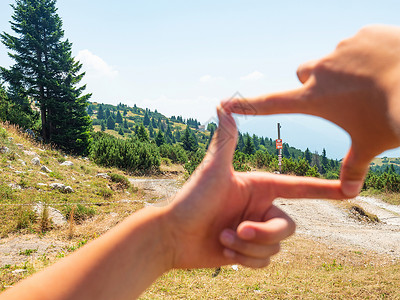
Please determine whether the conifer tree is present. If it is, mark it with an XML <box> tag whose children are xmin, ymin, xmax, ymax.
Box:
<box><xmin>137</xmin><ymin>123</ymin><xmax>149</xmax><ymax>142</ymax></box>
<box><xmin>143</xmin><ymin>110</ymin><xmax>150</xmax><ymax>126</ymax></box>
<box><xmin>107</xmin><ymin>116</ymin><xmax>115</xmax><ymax>130</ymax></box>
<box><xmin>97</xmin><ymin>105</ymin><xmax>105</xmax><ymax>119</ymax></box>
<box><xmin>100</xmin><ymin>120</ymin><xmax>106</xmax><ymax>132</ymax></box>
<box><xmin>116</xmin><ymin>110</ymin><xmax>123</xmax><ymax>123</ymax></box>
<box><xmin>181</xmin><ymin>126</ymin><xmax>198</xmax><ymax>152</ymax></box>
<box><xmin>1</xmin><ymin>0</ymin><xmax>92</xmax><ymax>154</ymax></box>
<box><xmin>155</xmin><ymin>130</ymin><xmax>165</xmax><ymax>147</ymax></box>
<box><xmin>87</xmin><ymin>105</ymin><xmax>93</xmax><ymax>115</ymax></box>
<box><xmin>148</xmin><ymin>122</ymin><xmax>154</xmax><ymax>138</ymax></box>
<box><xmin>151</xmin><ymin>116</ymin><xmax>157</xmax><ymax>128</ymax></box>
<box><xmin>123</xmin><ymin>118</ymin><xmax>129</xmax><ymax>129</ymax></box>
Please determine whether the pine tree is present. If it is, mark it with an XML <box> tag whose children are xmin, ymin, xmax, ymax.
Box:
<box><xmin>137</xmin><ymin>123</ymin><xmax>149</xmax><ymax>142</ymax></box>
<box><xmin>243</xmin><ymin>134</ymin><xmax>255</xmax><ymax>155</ymax></box>
<box><xmin>107</xmin><ymin>116</ymin><xmax>115</xmax><ymax>130</ymax></box>
<box><xmin>116</xmin><ymin>110</ymin><xmax>123</xmax><ymax>123</ymax></box>
<box><xmin>1</xmin><ymin>0</ymin><xmax>92</xmax><ymax>154</ymax></box>
<box><xmin>118</xmin><ymin>127</ymin><xmax>124</xmax><ymax>136</ymax></box>
<box><xmin>181</xmin><ymin>126</ymin><xmax>198</xmax><ymax>152</ymax></box>
<box><xmin>237</xmin><ymin>132</ymin><xmax>245</xmax><ymax>152</ymax></box>
<box><xmin>304</xmin><ymin>148</ymin><xmax>312</xmax><ymax>164</ymax></box>
<box><xmin>123</xmin><ymin>108</ymin><xmax>127</xmax><ymax>116</ymax></box>
<box><xmin>148</xmin><ymin>123</ymin><xmax>154</xmax><ymax>138</ymax></box>
<box><xmin>87</xmin><ymin>105</ymin><xmax>93</xmax><ymax>115</ymax></box>
<box><xmin>151</xmin><ymin>116</ymin><xmax>157</xmax><ymax>128</ymax></box>
<box><xmin>105</xmin><ymin>108</ymin><xmax>111</xmax><ymax>119</ymax></box>
<box><xmin>123</xmin><ymin>118</ymin><xmax>129</xmax><ymax>129</ymax></box>
<box><xmin>155</xmin><ymin>130</ymin><xmax>165</xmax><ymax>147</ymax></box>
<box><xmin>143</xmin><ymin>110</ymin><xmax>150</xmax><ymax>126</ymax></box>
<box><xmin>97</xmin><ymin>105</ymin><xmax>105</xmax><ymax>119</ymax></box>
<box><xmin>101</xmin><ymin>120</ymin><xmax>106</xmax><ymax>132</ymax></box>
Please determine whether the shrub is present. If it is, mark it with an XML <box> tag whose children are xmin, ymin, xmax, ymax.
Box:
<box><xmin>64</xmin><ymin>204</ymin><xmax>96</xmax><ymax>224</ymax></box>
<box><xmin>90</xmin><ymin>133</ymin><xmax>160</xmax><ymax>173</ymax></box>
<box><xmin>159</xmin><ymin>143</ymin><xmax>188</xmax><ymax>164</ymax></box>
<box><xmin>109</xmin><ymin>173</ymin><xmax>130</xmax><ymax>189</ymax></box>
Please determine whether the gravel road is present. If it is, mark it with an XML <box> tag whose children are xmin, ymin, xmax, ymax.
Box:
<box><xmin>275</xmin><ymin>196</ymin><xmax>400</xmax><ymax>258</ymax></box>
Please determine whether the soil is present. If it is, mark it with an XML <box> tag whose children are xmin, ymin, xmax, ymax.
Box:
<box><xmin>1</xmin><ymin>178</ymin><xmax>399</xmax><ymax>268</ymax></box>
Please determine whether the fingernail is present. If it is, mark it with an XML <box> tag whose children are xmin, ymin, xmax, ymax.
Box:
<box><xmin>341</xmin><ymin>181</ymin><xmax>363</xmax><ymax>198</ymax></box>
<box><xmin>223</xmin><ymin>248</ymin><xmax>236</xmax><ymax>259</ymax></box>
<box><xmin>221</xmin><ymin>231</ymin><xmax>234</xmax><ymax>246</ymax></box>
<box><xmin>240</xmin><ymin>227</ymin><xmax>255</xmax><ymax>240</ymax></box>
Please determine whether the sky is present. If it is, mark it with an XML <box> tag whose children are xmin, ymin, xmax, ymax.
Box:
<box><xmin>1</xmin><ymin>0</ymin><xmax>400</xmax><ymax>159</ymax></box>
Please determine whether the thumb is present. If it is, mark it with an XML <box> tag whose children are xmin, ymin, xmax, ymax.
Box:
<box><xmin>205</xmin><ymin>106</ymin><xmax>238</xmax><ymax>167</ymax></box>
<box><xmin>340</xmin><ymin>145</ymin><xmax>372</xmax><ymax>198</ymax></box>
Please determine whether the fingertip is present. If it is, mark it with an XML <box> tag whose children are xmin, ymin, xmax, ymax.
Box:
<box><xmin>341</xmin><ymin>180</ymin><xmax>363</xmax><ymax>198</ymax></box>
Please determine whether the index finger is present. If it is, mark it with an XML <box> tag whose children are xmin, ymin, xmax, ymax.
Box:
<box><xmin>221</xmin><ymin>83</ymin><xmax>316</xmax><ymax>116</ymax></box>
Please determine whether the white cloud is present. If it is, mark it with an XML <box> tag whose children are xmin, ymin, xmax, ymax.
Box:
<box><xmin>199</xmin><ymin>74</ymin><xmax>225</xmax><ymax>83</ymax></box>
<box><xmin>76</xmin><ymin>49</ymin><xmax>118</xmax><ymax>78</ymax></box>
<box><xmin>240</xmin><ymin>70</ymin><xmax>264</xmax><ymax>81</ymax></box>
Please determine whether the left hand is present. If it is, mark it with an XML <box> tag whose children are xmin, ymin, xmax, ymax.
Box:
<box><xmin>163</xmin><ymin>107</ymin><xmax>346</xmax><ymax>270</ymax></box>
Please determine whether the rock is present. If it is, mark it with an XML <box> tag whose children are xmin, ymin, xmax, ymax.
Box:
<box><xmin>11</xmin><ymin>269</ymin><xmax>27</xmax><ymax>275</ymax></box>
<box><xmin>96</xmin><ymin>173</ymin><xmax>110</xmax><ymax>179</ymax></box>
<box><xmin>0</xmin><ymin>146</ymin><xmax>10</xmax><ymax>154</ymax></box>
<box><xmin>24</xmin><ymin>150</ymin><xmax>37</xmax><ymax>156</ymax></box>
<box><xmin>8</xmin><ymin>137</ymin><xmax>13</xmax><ymax>142</ymax></box>
<box><xmin>31</xmin><ymin>157</ymin><xmax>40</xmax><ymax>166</ymax></box>
<box><xmin>41</xmin><ymin>165</ymin><xmax>52</xmax><ymax>173</ymax></box>
<box><xmin>8</xmin><ymin>183</ymin><xmax>22</xmax><ymax>190</ymax></box>
<box><xmin>49</xmin><ymin>183</ymin><xmax>74</xmax><ymax>193</ymax></box>
<box><xmin>33</xmin><ymin>202</ymin><xmax>67</xmax><ymax>226</ymax></box>
<box><xmin>49</xmin><ymin>183</ymin><xmax>65</xmax><ymax>190</ymax></box>
<box><xmin>15</xmin><ymin>143</ymin><xmax>24</xmax><ymax>149</ymax></box>
<box><xmin>63</xmin><ymin>186</ymin><xmax>74</xmax><ymax>193</ymax></box>
<box><xmin>39</xmin><ymin>172</ymin><xmax>49</xmax><ymax>177</ymax></box>
<box><xmin>37</xmin><ymin>183</ymin><xmax>48</xmax><ymax>187</ymax></box>
<box><xmin>14</xmin><ymin>171</ymin><xmax>26</xmax><ymax>175</ymax></box>
<box><xmin>18</xmin><ymin>159</ymin><xmax>26</xmax><ymax>166</ymax></box>
<box><xmin>60</xmin><ymin>161</ymin><xmax>73</xmax><ymax>166</ymax></box>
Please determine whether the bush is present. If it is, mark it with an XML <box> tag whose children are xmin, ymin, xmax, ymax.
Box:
<box><xmin>184</xmin><ymin>149</ymin><xmax>206</xmax><ymax>175</ymax></box>
<box><xmin>159</xmin><ymin>143</ymin><xmax>188</xmax><ymax>164</ymax></box>
<box><xmin>109</xmin><ymin>173</ymin><xmax>130</xmax><ymax>189</ymax></box>
<box><xmin>90</xmin><ymin>133</ymin><xmax>160</xmax><ymax>173</ymax></box>
<box><xmin>232</xmin><ymin>151</ymin><xmax>251</xmax><ymax>172</ymax></box>
<box><xmin>64</xmin><ymin>204</ymin><xmax>96</xmax><ymax>224</ymax></box>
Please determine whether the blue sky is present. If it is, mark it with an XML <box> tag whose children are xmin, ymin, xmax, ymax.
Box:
<box><xmin>1</xmin><ymin>0</ymin><xmax>400</xmax><ymax>159</ymax></box>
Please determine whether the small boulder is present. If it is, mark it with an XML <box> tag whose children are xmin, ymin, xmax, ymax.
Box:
<box><xmin>96</xmin><ymin>173</ymin><xmax>110</xmax><ymax>179</ymax></box>
<box><xmin>49</xmin><ymin>183</ymin><xmax>74</xmax><ymax>193</ymax></box>
<box><xmin>24</xmin><ymin>150</ymin><xmax>37</xmax><ymax>156</ymax></box>
<box><xmin>15</xmin><ymin>143</ymin><xmax>24</xmax><ymax>149</ymax></box>
<box><xmin>60</xmin><ymin>161</ymin><xmax>73</xmax><ymax>166</ymax></box>
<box><xmin>41</xmin><ymin>165</ymin><xmax>52</xmax><ymax>173</ymax></box>
<box><xmin>31</xmin><ymin>157</ymin><xmax>40</xmax><ymax>165</ymax></box>
<box><xmin>0</xmin><ymin>146</ymin><xmax>10</xmax><ymax>154</ymax></box>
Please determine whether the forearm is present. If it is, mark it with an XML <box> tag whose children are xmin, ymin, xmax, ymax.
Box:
<box><xmin>1</xmin><ymin>206</ymin><xmax>173</xmax><ymax>300</ymax></box>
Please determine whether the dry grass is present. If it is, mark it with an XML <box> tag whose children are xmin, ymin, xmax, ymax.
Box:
<box><xmin>361</xmin><ymin>189</ymin><xmax>400</xmax><ymax>206</ymax></box>
<box><xmin>141</xmin><ymin>236</ymin><xmax>400</xmax><ymax>299</ymax></box>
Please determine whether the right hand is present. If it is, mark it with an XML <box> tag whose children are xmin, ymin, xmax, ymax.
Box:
<box><xmin>222</xmin><ymin>25</ymin><xmax>400</xmax><ymax>197</ymax></box>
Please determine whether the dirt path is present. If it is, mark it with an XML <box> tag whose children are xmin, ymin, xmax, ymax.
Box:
<box><xmin>275</xmin><ymin>196</ymin><xmax>400</xmax><ymax>258</ymax></box>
